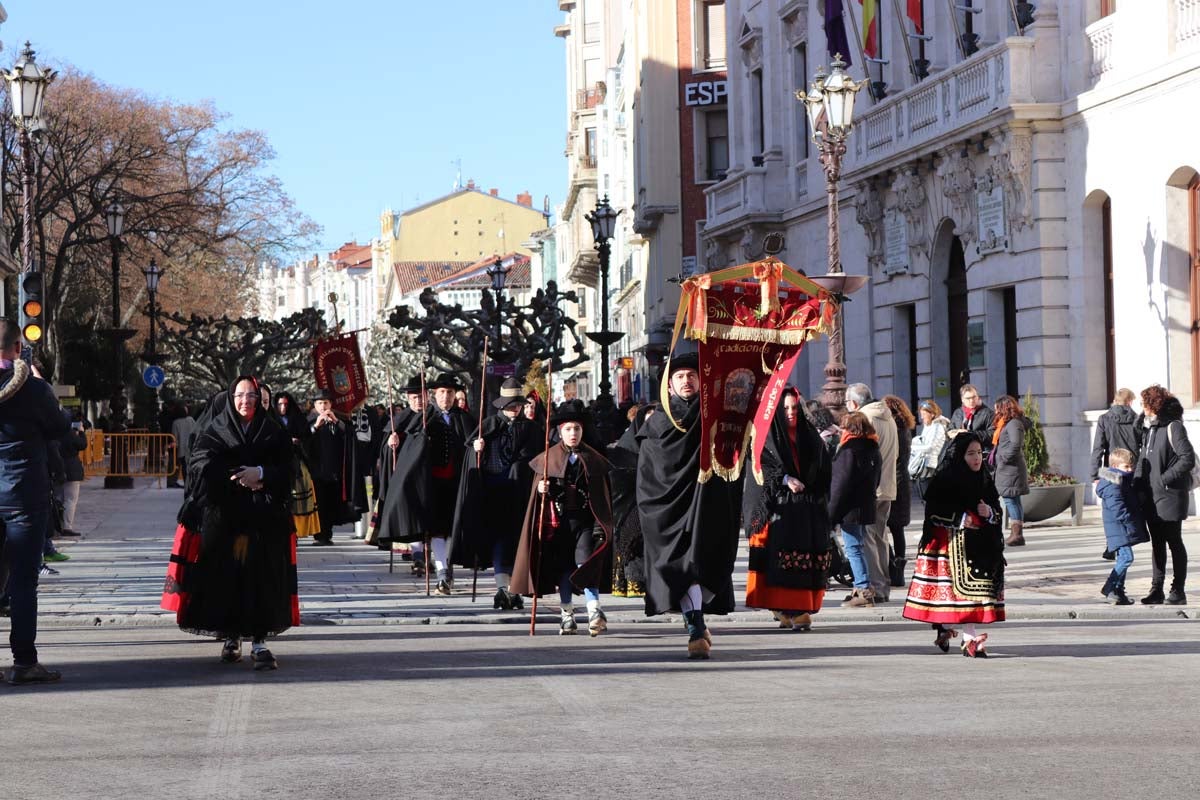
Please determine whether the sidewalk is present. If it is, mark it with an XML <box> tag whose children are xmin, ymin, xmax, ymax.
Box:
<box><xmin>23</xmin><ymin>478</ymin><xmax>1200</xmax><ymax>627</ymax></box>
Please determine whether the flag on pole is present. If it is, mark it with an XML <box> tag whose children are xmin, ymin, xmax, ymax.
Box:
<box><xmin>907</xmin><ymin>0</ymin><xmax>923</xmax><ymax>33</ymax></box>
<box><xmin>861</xmin><ymin>0</ymin><xmax>879</xmax><ymax>59</ymax></box>
<box><xmin>824</xmin><ymin>0</ymin><xmax>853</xmax><ymax>66</ymax></box>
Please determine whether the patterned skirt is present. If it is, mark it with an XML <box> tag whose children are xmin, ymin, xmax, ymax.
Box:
<box><xmin>902</xmin><ymin>523</ymin><xmax>1005</xmax><ymax>625</ymax></box>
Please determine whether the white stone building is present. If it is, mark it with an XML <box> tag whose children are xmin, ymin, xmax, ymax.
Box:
<box><xmin>702</xmin><ymin>0</ymin><xmax>1200</xmax><ymax>497</ymax></box>
<box><xmin>258</xmin><ymin>241</ymin><xmax>378</xmax><ymax>347</ymax></box>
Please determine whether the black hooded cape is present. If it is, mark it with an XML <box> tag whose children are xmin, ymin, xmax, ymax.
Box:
<box><xmin>636</xmin><ymin>394</ymin><xmax>744</xmax><ymax>616</ymax></box>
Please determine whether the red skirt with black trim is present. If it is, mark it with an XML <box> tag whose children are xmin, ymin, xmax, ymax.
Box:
<box><xmin>902</xmin><ymin>523</ymin><xmax>1005</xmax><ymax>625</ymax></box>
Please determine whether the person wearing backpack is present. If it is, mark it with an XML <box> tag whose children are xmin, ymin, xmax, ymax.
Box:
<box><xmin>1135</xmin><ymin>385</ymin><xmax>1193</xmax><ymax>606</ymax></box>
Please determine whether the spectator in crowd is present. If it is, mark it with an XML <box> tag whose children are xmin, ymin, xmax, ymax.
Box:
<box><xmin>0</xmin><ymin>318</ymin><xmax>71</xmax><ymax>684</ymax></box>
<box><xmin>909</xmin><ymin>400</ymin><xmax>950</xmax><ymax>499</ymax></box>
<box><xmin>992</xmin><ymin>395</ymin><xmax>1032</xmax><ymax>547</ymax></box>
<box><xmin>171</xmin><ymin>404</ymin><xmax>197</xmax><ymax>489</ymax></box>
<box><xmin>1096</xmin><ymin>448</ymin><xmax>1148</xmax><ymax>606</ymax></box>
<box><xmin>1090</xmin><ymin>388</ymin><xmax>1141</xmax><ymax>560</ymax></box>
<box><xmin>1136</xmin><ymin>385</ymin><xmax>1193</xmax><ymax>606</ymax></box>
<box><xmin>950</xmin><ymin>384</ymin><xmax>996</xmax><ymax>456</ymax></box>
<box><xmin>882</xmin><ymin>395</ymin><xmax>915</xmax><ymax>587</ymax></box>
<box><xmin>845</xmin><ymin>383</ymin><xmax>898</xmax><ymax>603</ymax></box>
<box><xmin>828</xmin><ymin>411</ymin><xmax>882</xmax><ymax>608</ymax></box>
<box><xmin>60</xmin><ymin>411</ymin><xmax>88</xmax><ymax>536</ymax></box>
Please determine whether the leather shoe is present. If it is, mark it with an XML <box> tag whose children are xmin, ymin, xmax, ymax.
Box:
<box><xmin>6</xmin><ymin>663</ymin><xmax>62</xmax><ymax>685</ymax></box>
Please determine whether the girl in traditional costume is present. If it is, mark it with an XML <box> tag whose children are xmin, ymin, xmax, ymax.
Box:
<box><xmin>276</xmin><ymin>392</ymin><xmax>320</xmax><ymax>539</ymax></box>
<box><xmin>162</xmin><ymin>376</ymin><xmax>298</xmax><ymax>670</ymax></box>
<box><xmin>902</xmin><ymin>432</ymin><xmax>1005</xmax><ymax>657</ymax></box>
<box><xmin>743</xmin><ymin>388</ymin><xmax>832</xmax><ymax>630</ymax></box>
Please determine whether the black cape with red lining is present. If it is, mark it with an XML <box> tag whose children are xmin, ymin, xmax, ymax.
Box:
<box><xmin>636</xmin><ymin>393</ymin><xmax>743</xmax><ymax>616</ymax></box>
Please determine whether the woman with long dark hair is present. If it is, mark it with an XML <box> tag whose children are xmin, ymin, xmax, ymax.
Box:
<box><xmin>882</xmin><ymin>395</ymin><xmax>915</xmax><ymax>586</ymax></box>
<box><xmin>743</xmin><ymin>388</ymin><xmax>832</xmax><ymax>630</ymax></box>
<box><xmin>903</xmin><ymin>433</ymin><xmax>1004</xmax><ymax>657</ymax></box>
<box><xmin>161</xmin><ymin>376</ymin><xmax>297</xmax><ymax>670</ymax></box>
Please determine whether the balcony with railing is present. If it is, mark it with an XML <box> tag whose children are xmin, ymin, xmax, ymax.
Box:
<box><xmin>576</xmin><ymin>82</ymin><xmax>605</xmax><ymax>111</ymax></box>
<box><xmin>842</xmin><ymin>37</ymin><xmax>1035</xmax><ymax>177</ymax></box>
<box><xmin>1085</xmin><ymin>17</ymin><xmax>1115</xmax><ymax>84</ymax></box>
<box><xmin>1179</xmin><ymin>0</ymin><xmax>1200</xmax><ymax>46</ymax></box>
<box><xmin>703</xmin><ymin>165</ymin><xmax>787</xmax><ymax>233</ymax></box>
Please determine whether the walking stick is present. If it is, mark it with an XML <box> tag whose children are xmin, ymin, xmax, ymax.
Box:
<box><xmin>472</xmin><ymin>337</ymin><xmax>489</xmax><ymax>603</ymax></box>
<box><xmin>530</xmin><ymin>359</ymin><xmax>553</xmax><ymax>636</ymax></box>
<box><xmin>421</xmin><ymin>370</ymin><xmax>431</xmax><ymax>597</ymax></box>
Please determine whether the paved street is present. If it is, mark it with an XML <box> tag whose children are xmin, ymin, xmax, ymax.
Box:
<box><xmin>4</xmin><ymin>479</ymin><xmax>1200</xmax><ymax>799</ymax></box>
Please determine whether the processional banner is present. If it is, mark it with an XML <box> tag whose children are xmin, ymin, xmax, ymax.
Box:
<box><xmin>661</xmin><ymin>258</ymin><xmax>837</xmax><ymax>482</ymax></box>
<box><xmin>313</xmin><ymin>332</ymin><xmax>369</xmax><ymax>414</ymax></box>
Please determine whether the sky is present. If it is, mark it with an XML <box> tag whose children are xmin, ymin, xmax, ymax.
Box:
<box><xmin>1</xmin><ymin>0</ymin><xmax>567</xmax><ymax>255</ymax></box>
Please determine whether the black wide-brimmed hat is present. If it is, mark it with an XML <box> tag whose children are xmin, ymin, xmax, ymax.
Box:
<box><xmin>667</xmin><ymin>351</ymin><xmax>699</xmax><ymax>377</ymax></box>
<box><xmin>312</xmin><ymin>388</ymin><xmax>334</xmax><ymax>402</ymax></box>
<box><xmin>402</xmin><ymin>374</ymin><xmax>425</xmax><ymax>394</ymax></box>
<box><xmin>550</xmin><ymin>406</ymin><xmax>588</xmax><ymax>427</ymax></box>
<box><xmin>429</xmin><ymin>373</ymin><xmax>462</xmax><ymax>390</ymax></box>
<box><xmin>493</xmin><ymin>377</ymin><xmax>526</xmax><ymax>410</ymax></box>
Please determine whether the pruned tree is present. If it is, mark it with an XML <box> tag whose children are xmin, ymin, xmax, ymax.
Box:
<box><xmin>1</xmin><ymin>66</ymin><xmax>319</xmax><ymax>379</ymax></box>
<box><xmin>364</xmin><ymin>321</ymin><xmax>437</xmax><ymax>405</ymax></box>
<box><xmin>156</xmin><ymin>308</ymin><xmax>327</xmax><ymax>396</ymax></box>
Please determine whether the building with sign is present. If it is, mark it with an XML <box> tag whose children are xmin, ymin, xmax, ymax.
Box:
<box><xmin>554</xmin><ymin>0</ymin><xmax>729</xmax><ymax>404</ymax></box>
<box><xmin>703</xmin><ymin>0</ymin><xmax>1200</xmax><ymax>494</ymax></box>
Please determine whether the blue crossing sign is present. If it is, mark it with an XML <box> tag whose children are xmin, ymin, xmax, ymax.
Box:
<box><xmin>142</xmin><ymin>365</ymin><xmax>166</xmax><ymax>389</ymax></box>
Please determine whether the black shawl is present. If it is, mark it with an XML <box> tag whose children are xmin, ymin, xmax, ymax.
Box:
<box><xmin>636</xmin><ymin>394</ymin><xmax>743</xmax><ymax>616</ymax></box>
<box><xmin>922</xmin><ymin>432</ymin><xmax>1005</xmax><ymax>590</ymax></box>
<box><xmin>742</xmin><ymin>399</ymin><xmax>832</xmax><ymax>589</ymax></box>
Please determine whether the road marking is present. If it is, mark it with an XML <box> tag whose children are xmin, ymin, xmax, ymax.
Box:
<box><xmin>196</xmin><ymin>682</ymin><xmax>254</xmax><ymax>796</ymax></box>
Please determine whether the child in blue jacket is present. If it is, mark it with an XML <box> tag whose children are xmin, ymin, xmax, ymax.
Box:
<box><xmin>1096</xmin><ymin>448</ymin><xmax>1150</xmax><ymax>605</ymax></box>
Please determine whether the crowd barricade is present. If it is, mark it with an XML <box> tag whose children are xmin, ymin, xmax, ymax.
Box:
<box><xmin>83</xmin><ymin>432</ymin><xmax>178</xmax><ymax>480</ymax></box>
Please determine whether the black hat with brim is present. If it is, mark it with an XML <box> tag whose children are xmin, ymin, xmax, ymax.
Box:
<box><xmin>402</xmin><ymin>374</ymin><xmax>425</xmax><ymax>394</ymax></box>
<box><xmin>312</xmin><ymin>388</ymin><xmax>334</xmax><ymax>402</ymax></box>
<box><xmin>667</xmin><ymin>352</ymin><xmax>699</xmax><ymax>377</ymax></box>
<box><xmin>550</xmin><ymin>407</ymin><xmax>588</xmax><ymax>427</ymax></box>
<box><xmin>493</xmin><ymin>377</ymin><xmax>526</xmax><ymax>410</ymax></box>
<box><xmin>429</xmin><ymin>373</ymin><xmax>462</xmax><ymax>391</ymax></box>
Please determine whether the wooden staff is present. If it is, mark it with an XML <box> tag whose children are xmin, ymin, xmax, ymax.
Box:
<box><xmin>472</xmin><ymin>337</ymin><xmax>489</xmax><ymax>603</ymax></box>
<box><xmin>421</xmin><ymin>369</ymin><xmax>430</xmax><ymax>597</ymax></box>
<box><xmin>530</xmin><ymin>359</ymin><xmax>553</xmax><ymax>636</ymax></box>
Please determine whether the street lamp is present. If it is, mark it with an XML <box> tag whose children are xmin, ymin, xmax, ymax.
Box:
<box><xmin>103</xmin><ymin>200</ymin><xmax>135</xmax><ymax>488</ymax></box>
<box><xmin>143</xmin><ymin>259</ymin><xmax>163</xmax><ymax>430</ymax></box>
<box><xmin>585</xmin><ymin>195</ymin><xmax>624</xmax><ymax>407</ymax></box>
<box><xmin>3</xmin><ymin>42</ymin><xmax>55</xmax><ymax>338</ymax></box>
<box><xmin>485</xmin><ymin>255</ymin><xmax>511</xmax><ymax>360</ymax></box>
<box><xmin>796</xmin><ymin>54</ymin><xmax>868</xmax><ymax>415</ymax></box>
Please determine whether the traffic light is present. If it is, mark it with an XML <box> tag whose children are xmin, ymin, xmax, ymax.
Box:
<box><xmin>19</xmin><ymin>270</ymin><xmax>43</xmax><ymax>343</ymax></box>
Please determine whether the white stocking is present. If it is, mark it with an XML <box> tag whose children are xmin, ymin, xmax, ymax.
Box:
<box><xmin>678</xmin><ymin>584</ymin><xmax>703</xmax><ymax>614</ymax></box>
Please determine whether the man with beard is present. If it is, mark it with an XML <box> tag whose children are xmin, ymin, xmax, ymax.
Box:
<box><xmin>377</xmin><ymin>374</ymin><xmax>471</xmax><ymax>593</ymax></box>
<box><xmin>637</xmin><ymin>352</ymin><xmax>743</xmax><ymax>659</ymax></box>
<box><xmin>449</xmin><ymin>377</ymin><xmax>540</xmax><ymax>609</ymax></box>
<box><xmin>305</xmin><ymin>389</ymin><xmax>352</xmax><ymax>546</ymax></box>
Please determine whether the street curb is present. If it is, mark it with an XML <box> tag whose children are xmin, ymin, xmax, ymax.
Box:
<box><xmin>32</xmin><ymin>605</ymin><xmax>1197</xmax><ymax>628</ymax></box>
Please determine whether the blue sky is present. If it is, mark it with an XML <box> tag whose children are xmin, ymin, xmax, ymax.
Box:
<box><xmin>2</xmin><ymin>1</ymin><xmax>567</xmax><ymax>254</ymax></box>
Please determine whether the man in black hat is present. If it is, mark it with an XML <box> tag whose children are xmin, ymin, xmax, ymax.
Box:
<box><xmin>637</xmin><ymin>351</ymin><xmax>743</xmax><ymax>659</ymax></box>
<box><xmin>421</xmin><ymin>374</ymin><xmax>473</xmax><ymax>593</ymax></box>
<box><xmin>511</xmin><ymin>405</ymin><xmax>613</xmax><ymax>635</ymax></box>
<box><xmin>306</xmin><ymin>388</ymin><xmax>351</xmax><ymax>545</ymax></box>
<box><xmin>449</xmin><ymin>377</ymin><xmax>540</xmax><ymax>608</ymax></box>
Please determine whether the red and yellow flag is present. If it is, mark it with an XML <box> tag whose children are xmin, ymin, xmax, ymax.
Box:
<box><xmin>861</xmin><ymin>0</ymin><xmax>878</xmax><ymax>58</ymax></box>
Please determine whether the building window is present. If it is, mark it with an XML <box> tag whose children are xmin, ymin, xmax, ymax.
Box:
<box><xmin>697</xmin><ymin>0</ymin><xmax>726</xmax><ymax>71</ymax></box>
<box><xmin>793</xmin><ymin>43</ymin><xmax>809</xmax><ymax>161</ymax></box>
<box><xmin>751</xmin><ymin>69</ymin><xmax>765</xmax><ymax>158</ymax></box>
<box><xmin>583</xmin><ymin>0</ymin><xmax>600</xmax><ymax>42</ymax></box>
<box><xmin>696</xmin><ymin>109</ymin><xmax>729</xmax><ymax>182</ymax></box>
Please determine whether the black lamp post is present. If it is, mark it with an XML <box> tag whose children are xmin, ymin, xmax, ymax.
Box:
<box><xmin>143</xmin><ymin>259</ymin><xmax>163</xmax><ymax>431</ymax></box>
<box><xmin>585</xmin><ymin>195</ymin><xmax>624</xmax><ymax>404</ymax></box>
<box><xmin>485</xmin><ymin>255</ymin><xmax>511</xmax><ymax>357</ymax></box>
<box><xmin>3</xmin><ymin>43</ymin><xmax>55</xmax><ymax>341</ymax></box>
<box><xmin>103</xmin><ymin>201</ymin><xmax>135</xmax><ymax>488</ymax></box>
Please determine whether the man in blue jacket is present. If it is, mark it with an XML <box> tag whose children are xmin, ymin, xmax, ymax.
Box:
<box><xmin>0</xmin><ymin>319</ymin><xmax>70</xmax><ymax>684</ymax></box>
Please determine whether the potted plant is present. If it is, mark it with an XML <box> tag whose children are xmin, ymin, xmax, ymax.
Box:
<box><xmin>1020</xmin><ymin>389</ymin><xmax>1084</xmax><ymax>524</ymax></box>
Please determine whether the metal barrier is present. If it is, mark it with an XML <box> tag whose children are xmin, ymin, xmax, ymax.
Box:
<box><xmin>83</xmin><ymin>432</ymin><xmax>178</xmax><ymax>479</ymax></box>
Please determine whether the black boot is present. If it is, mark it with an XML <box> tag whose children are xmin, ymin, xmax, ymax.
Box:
<box><xmin>1141</xmin><ymin>585</ymin><xmax>1166</xmax><ymax>605</ymax></box>
<box><xmin>1166</xmin><ymin>587</ymin><xmax>1187</xmax><ymax>606</ymax></box>
<box><xmin>505</xmin><ymin>590</ymin><xmax>524</xmax><ymax>610</ymax></box>
<box><xmin>493</xmin><ymin>589</ymin><xmax>511</xmax><ymax>610</ymax></box>
<box><xmin>889</xmin><ymin>557</ymin><xmax>907</xmax><ymax>588</ymax></box>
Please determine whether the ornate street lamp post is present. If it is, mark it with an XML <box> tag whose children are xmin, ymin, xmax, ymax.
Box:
<box><xmin>103</xmin><ymin>201</ymin><xmax>135</xmax><ymax>488</ymax></box>
<box><xmin>485</xmin><ymin>255</ymin><xmax>511</xmax><ymax>358</ymax></box>
<box><xmin>143</xmin><ymin>259</ymin><xmax>163</xmax><ymax>431</ymax></box>
<box><xmin>3</xmin><ymin>43</ymin><xmax>55</xmax><ymax>341</ymax></box>
<box><xmin>585</xmin><ymin>195</ymin><xmax>624</xmax><ymax>405</ymax></box>
<box><xmin>798</xmin><ymin>55</ymin><xmax>869</xmax><ymax>415</ymax></box>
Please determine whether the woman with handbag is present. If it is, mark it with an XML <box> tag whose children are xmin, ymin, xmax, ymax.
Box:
<box><xmin>902</xmin><ymin>432</ymin><xmax>1005</xmax><ymax>658</ymax></box>
<box><xmin>1135</xmin><ymin>385</ymin><xmax>1193</xmax><ymax>605</ymax></box>
<box><xmin>908</xmin><ymin>400</ymin><xmax>949</xmax><ymax>498</ymax></box>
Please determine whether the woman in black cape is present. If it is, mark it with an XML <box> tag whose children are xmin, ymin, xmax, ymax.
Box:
<box><xmin>163</xmin><ymin>376</ymin><xmax>297</xmax><ymax>670</ymax></box>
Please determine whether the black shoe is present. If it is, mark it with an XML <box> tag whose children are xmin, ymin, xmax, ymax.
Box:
<box><xmin>252</xmin><ymin>648</ymin><xmax>278</xmax><ymax>671</ymax></box>
<box><xmin>311</xmin><ymin>537</ymin><xmax>333</xmax><ymax>547</ymax></box>
<box><xmin>1101</xmin><ymin>549</ymin><xmax>1115</xmax><ymax>561</ymax></box>
<box><xmin>493</xmin><ymin>588</ymin><xmax>511</xmax><ymax>610</ymax></box>
<box><xmin>58</xmin><ymin>529</ymin><xmax>83</xmax><ymax>538</ymax></box>
<box><xmin>1141</xmin><ymin>587</ymin><xmax>1166</xmax><ymax>605</ymax></box>
<box><xmin>5</xmin><ymin>663</ymin><xmax>62</xmax><ymax>685</ymax></box>
<box><xmin>505</xmin><ymin>590</ymin><xmax>524</xmax><ymax>610</ymax></box>
<box><xmin>1106</xmin><ymin>590</ymin><xmax>1133</xmax><ymax>606</ymax></box>
<box><xmin>889</xmin><ymin>557</ymin><xmax>907</xmax><ymax>588</ymax></box>
<box><xmin>435</xmin><ymin>579</ymin><xmax>452</xmax><ymax>596</ymax></box>
<box><xmin>411</xmin><ymin>561</ymin><xmax>426</xmax><ymax>576</ymax></box>
<box><xmin>1166</xmin><ymin>588</ymin><xmax>1187</xmax><ymax>606</ymax></box>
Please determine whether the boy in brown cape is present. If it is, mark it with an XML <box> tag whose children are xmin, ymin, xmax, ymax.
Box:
<box><xmin>511</xmin><ymin>407</ymin><xmax>614</xmax><ymax>636</ymax></box>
